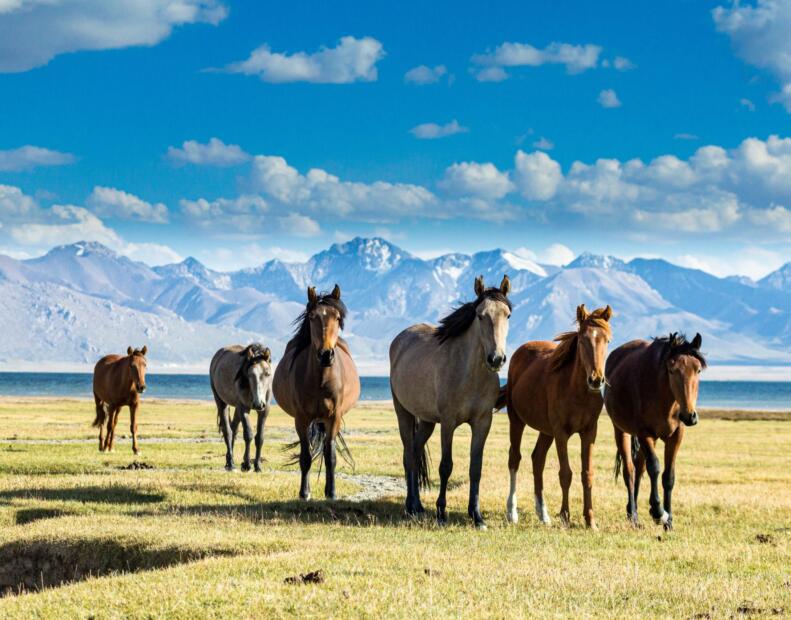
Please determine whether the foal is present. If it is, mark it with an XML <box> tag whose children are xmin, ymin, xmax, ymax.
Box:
<box><xmin>503</xmin><ymin>305</ymin><xmax>612</xmax><ymax>528</ymax></box>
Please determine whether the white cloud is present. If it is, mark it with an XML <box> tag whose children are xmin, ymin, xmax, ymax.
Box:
<box><xmin>676</xmin><ymin>246</ymin><xmax>787</xmax><ymax>280</ymax></box>
<box><xmin>532</xmin><ymin>137</ymin><xmax>554</xmax><ymax>150</ymax></box>
<box><xmin>472</xmin><ymin>41</ymin><xmax>602</xmax><ymax>74</ymax></box>
<box><xmin>0</xmin><ymin>0</ymin><xmax>227</xmax><ymax>73</ymax></box>
<box><xmin>473</xmin><ymin>66</ymin><xmax>509</xmax><ymax>82</ymax></box>
<box><xmin>613</xmin><ymin>56</ymin><xmax>635</xmax><ymax>71</ymax></box>
<box><xmin>280</xmin><ymin>212</ymin><xmax>320</xmax><ymax>237</ymax></box>
<box><xmin>87</xmin><ymin>186</ymin><xmax>168</xmax><ymax>223</ymax></box>
<box><xmin>166</xmin><ymin>138</ymin><xmax>250</xmax><ymax>166</ymax></box>
<box><xmin>202</xmin><ymin>244</ymin><xmax>309</xmax><ymax>270</ymax></box>
<box><xmin>0</xmin><ymin>184</ymin><xmax>37</xmax><ymax>218</ymax></box>
<box><xmin>740</xmin><ymin>97</ymin><xmax>756</xmax><ymax>111</ymax></box>
<box><xmin>123</xmin><ymin>242</ymin><xmax>183</xmax><ymax>266</ymax></box>
<box><xmin>0</xmin><ymin>145</ymin><xmax>75</xmax><ymax>171</ymax></box>
<box><xmin>514</xmin><ymin>150</ymin><xmax>562</xmax><ymax>200</ymax></box>
<box><xmin>748</xmin><ymin>204</ymin><xmax>791</xmax><ymax>231</ymax></box>
<box><xmin>714</xmin><ymin>0</ymin><xmax>791</xmax><ymax>112</ymax></box>
<box><xmin>597</xmin><ymin>88</ymin><xmax>622</xmax><ymax>108</ymax></box>
<box><xmin>439</xmin><ymin>162</ymin><xmax>513</xmax><ymax>200</ymax></box>
<box><xmin>404</xmin><ymin>64</ymin><xmax>447</xmax><ymax>84</ymax></box>
<box><xmin>409</xmin><ymin>120</ymin><xmax>468</xmax><ymax>139</ymax></box>
<box><xmin>540</xmin><ymin>243</ymin><xmax>575</xmax><ymax>266</ymax></box>
<box><xmin>223</xmin><ymin>36</ymin><xmax>384</xmax><ymax>84</ymax></box>
<box><xmin>10</xmin><ymin>204</ymin><xmax>122</xmax><ymax>246</ymax></box>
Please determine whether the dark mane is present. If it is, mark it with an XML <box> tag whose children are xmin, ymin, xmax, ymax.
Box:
<box><xmin>549</xmin><ymin>311</ymin><xmax>613</xmax><ymax>372</ymax></box>
<box><xmin>286</xmin><ymin>292</ymin><xmax>348</xmax><ymax>363</ymax></box>
<box><xmin>130</xmin><ymin>349</ymin><xmax>145</xmax><ymax>357</ymax></box>
<box><xmin>434</xmin><ymin>288</ymin><xmax>512</xmax><ymax>344</ymax></box>
<box><xmin>652</xmin><ymin>332</ymin><xmax>707</xmax><ymax>368</ymax></box>
<box><xmin>234</xmin><ymin>343</ymin><xmax>271</xmax><ymax>387</ymax></box>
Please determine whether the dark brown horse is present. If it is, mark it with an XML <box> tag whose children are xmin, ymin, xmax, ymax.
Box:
<box><xmin>273</xmin><ymin>285</ymin><xmax>360</xmax><ymax>500</ymax></box>
<box><xmin>92</xmin><ymin>346</ymin><xmax>148</xmax><ymax>454</ymax></box>
<box><xmin>502</xmin><ymin>305</ymin><xmax>612</xmax><ymax>529</ymax></box>
<box><xmin>605</xmin><ymin>332</ymin><xmax>705</xmax><ymax>530</ymax></box>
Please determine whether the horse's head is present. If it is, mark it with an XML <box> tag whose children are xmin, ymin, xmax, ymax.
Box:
<box><xmin>665</xmin><ymin>332</ymin><xmax>705</xmax><ymax>426</ymax></box>
<box><xmin>238</xmin><ymin>344</ymin><xmax>272</xmax><ymax>411</ymax></box>
<box><xmin>306</xmin><ymin>284</ymin><xmax>346</xmax><ymax>368</ymax></box>
<box><xmin>472</xmin><ymin>275</ymin><xmax>512</xmax><ymax>372</ymax></box>
<box><xmin>576</xmin><ymin>305</ymin><xmax>613</xmax><ymax>392</ymax></box>
<box><xmin>126</xmin><ymin>346</ymin><xmax>148</xmax><ymax>393</ymax></box>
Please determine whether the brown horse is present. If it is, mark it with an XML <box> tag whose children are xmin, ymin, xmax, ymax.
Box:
<box><xmin>273</xmin><ymin>285</ymin><xmax>360</xmax><ymax>500</ymax></box>
<box><xmin>605</xmin><ymin>332</ymin><xmax>705</xmax><ymax>530</ymax></box>
<box><xmin>92</xmin><ymin>346</ymin><xmax>148</xmax><ymax>454</ymax></box>
<box><xmin>502</xmin><ymin>305</ymin><xmax>612</xmax><ymax>529</ymax></box>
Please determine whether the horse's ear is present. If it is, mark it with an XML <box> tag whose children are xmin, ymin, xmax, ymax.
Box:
<box><xmin>331</xmin><ymin>283</ymin><xmax>341</xmax><ymax>300</ymax></box>
<box><xmin>127</xmin><ymin>346</ymin><xmax>133</xmax><ymax>356</ymax></box>
<box><xmin>601</xmin><ymin>305</ymin><xmax>612</xmax><ymax>321</ymax></box>
<box><xmin>576</xmin><ymin>304</ymin><xmax>589</xmax><ymax>323</ymax></box>
<box><xmin>246</xmin><ymin>346</ymin><xmax>255</xmax><ymax>360</ymax></box>
<box><xmin>307</xmin><ymin>286</ymin><xmax>317</xmax><ymax>305</ymax></box>
<box><xmin>499</xmin><ymin>275</ymin><xmax>511</xmax><ymax>296</ymax></box>
<box><xmin>140</xmin><ymin>345</ymin><xmax>147</xmax><ymax>356</ymax></box>
<box><xmin>691</xmin><ymin>332</ymin><xmax>702</xmax><ymax>350</ymax></box>
<box><xmin>262</xmin><ymin>347</ymin><xmax>271</xmax><ymax>362</ymax></box>
<box><xmin>474</xmin><ymin>275</ymin><xmax>485</xmax><ymax>297</ymax></box>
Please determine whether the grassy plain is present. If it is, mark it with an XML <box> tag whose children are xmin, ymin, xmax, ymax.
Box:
<box><xmin>0</xmin><ymin>398</ymin><xmax>788</xmax><ymax>618</ymax></box>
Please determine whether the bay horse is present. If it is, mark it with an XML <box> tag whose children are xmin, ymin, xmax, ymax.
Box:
<box><xmin>272</xmin><ymin>284</ymin><xmax>360</xmax><ymax>500</ymax></box>
<box><xmin>605</xmin><ymin>332</ymin><xmax>705</xmax><ymax>530</ymax></box>
<box><xmin>92</xmin><ymin>346</ymin><xmax>148</xmax><ymax>454</ymax></box>
<box><xmin>390</xmin><ymin>275</ymin><xmax>511</xmax><ymax>529</ymax></box>
<box><xmin>210</xmin><ymin>343</ymin><xmax>273</xmax><ymax>472</ymax></box>
<box><xmin>502</xmin><ymin>304</ymin><xmax>612</xmax><ymax>529</ymax></box>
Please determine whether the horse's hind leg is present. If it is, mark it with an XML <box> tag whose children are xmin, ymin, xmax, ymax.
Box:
<box><xmin>436</xmin><ymin>421</ymin><xmax>455</xmax><ymax>526</ymax></box>
<box><xmin>218</xmin><ymin>404</ymin><xmax>235</xmax><ymax>471</ymax></box>
<box><xmin>642</xmin><ymin>436</ymin><xmax>669</xmax><ymax>526</ymax></box>
<box><xmin>105</xmin><ymin>407</ymin><xmax>120</xmax><ymax>452</ymax></box>
<box><xmin>237</xmin><ymin>408</ymin><xmax>253</xmax><ymax>472</ymax></box>
<box><xmin>394</xmin><ymin>395</ymin><xmax>419</xmax><ymax>515</ymax></box>
<box><xmin>253</xmin><ymin>407</ymin><xmax>268</xmax><ymax>472</ymax></box>
<box><xmin>531</xmin><ymin>432</ymin><xmax>554</xmax><ymax>525</ymax></box>
<box><xmin>615</xmin><ymin>427</ymin><xmax>638</xmax><ymax>525</ymax></box>
<box><xmin>129</xmin><ymin>400</ymin><xmax>141</xmax><ymax>455</ymax></box>
<box><xmin>468</xmin><ymin>415</ymin><xmax>493</xmax><ymax>530</ymax></box>
<box><xmin>554</xmin><ymin>432</ymin><xmax>573</xmax><ymax>526</ymax></box>
<box><xmin>297</xmin><ymin>423</ymin><xmax>312</xmax><ymax>500</ymax></box>
<box><xmin>506</xmin><ymin>415</ymin><xmax>526</xmax><ymax>524</ymax></box>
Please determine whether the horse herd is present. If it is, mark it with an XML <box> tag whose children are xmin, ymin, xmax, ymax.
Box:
<box><xmin>91</xmin><ymin>275</ymin><xmax>706</xmax><ymax>531</ymax></box>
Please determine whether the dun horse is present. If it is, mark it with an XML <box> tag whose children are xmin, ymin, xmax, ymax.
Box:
<box><xmin>273</xmin><ymin>285</ymin><xmax>360</xmax><ymax>500</ymax></box>
<box><xmin>390</xmin><ymin>275</ymin><xmax>511</xmax><ymax>529</ymax></box>
<box><xmin>502</xmin><ymin>305</ymin><xmax>612</xmax><ymax>529</ymax></box>
<box><xmin>210</xmin><ymin>344</ymin><xmax>273</xmax><ymax>472</ymax></box>
<box><xmin>605</xmin><ymin>332</ymin><xmax>706</xmax><ymax>530</ymax></box>
<box><xmin>92</xmin><ymin>346</ymin><xmax>148</xmax><ymax>454</ymax></box>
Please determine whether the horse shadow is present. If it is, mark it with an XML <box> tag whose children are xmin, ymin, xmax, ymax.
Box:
<box><xmin>0</xmin><ymin>486</ymin><xmax>166</xmax><ymax>505</ymax></box>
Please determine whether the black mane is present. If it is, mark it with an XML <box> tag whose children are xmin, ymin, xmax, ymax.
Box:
<box><xmin>234</xmin><ymin>343</ymin><xmax>271</xmax><ymax>387</ymax></box>
<box><xmin>652</xmin><ymin>332</ymin><xmax>707</xmax><ymax>368</ymax></box>
<box><xmin>434</xmin><ymin>288</ymin><xmax>512</xmax><ymax>344</ymax></box>
<box><xmin>287</xmin><ymin>292</ymin><xmax>348</xmax><ymax>363</ymax></box>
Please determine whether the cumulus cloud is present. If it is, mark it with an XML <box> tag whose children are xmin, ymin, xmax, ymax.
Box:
<box><xmin>613</xmin><ymin>56</ymin><xmax>636</xmax><ymax>71</ymax></box>
<box><xmin>540</xmin><ymin>243</ymin><xmax>575</xmax><ymax>266</ymax></box>
<box><xmin>87</xmin><ymin>186</ymin><xmax>168</xmax><ymax>223</ymax></box>
<box><xmin>0</xmin><ymin>0</ymin><xmax>227</xmax><ymax>73</ymax></box>
<box><xmin>0</xmin><ymin>145</ymin><xmax>76</xmax><ymax>171</ymax></box>
<box><xmin>166</xmin><ymin>138</ymin><xmax>250</xmax><ymax>166</ymax></box>
<box><xmin>409</xmin><ymin>120</ymin><xmax>468</xmax><ymax>139</ymax></box>
<box><xmin>514</xmin><ymin>150</ymin><xmax>562</xmax><ymax>200</ymax></box>
<box><xmin>532</xmin><ymin>137</ymin><xmax>554</xmax><ymax>150</ymax></box>
<box><xmin>222</xmin><ymin>36</ymin><xmax>384</xmax><ymax>84</ymax></box>
<box><xmin>473</xmin><ymin>66</ymin><xmax>509</xmax><ymax>82</ymax></box>
<box><xmin>472</xmin><ymin>41</ymin><xmax>602</xmax><ymax>74</ymax></box>
<box><xmin>404</xmin><ymin>64</ymin><xmax>447</xmax><ymax>84</ymax></box>
<box><xmin>714</xmin><ymin>0</ymin><xmax>791</xmax><ymax>111</ymax></box>
<box><xmin>0</xmin><ymin>184</ymin><xmax>38</xmax><ymax>218</ymax></box>
<box><xmin>597</xmin><ymin>88</ymin><xmax>622</xmax><ymax>108</ymax></box>
<box><xmin>439</xmin><ymin>162</ymin><xmax>513</xmax><ymax>200</ymax></box>
<box><xmin>280</xmin><ymin>212</ymin><xmax>321</xmax><ymax>237</ymax></box>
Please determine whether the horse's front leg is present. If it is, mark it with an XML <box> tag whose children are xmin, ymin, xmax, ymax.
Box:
<box><xmin>506</xmin><ymin>414</ymin><xmax>525</xmax><ymax>524</ymax></box>
<box><xmin>323</xmin><ymin>430</ymin><xmax>337</xmax><ymax>500</ymax></box>
<box><xmin>554</xmin><ymin>431</ymin><xmax>573</xmax><ymax>526</ymax></box>
<box><xmin>436</xmin><ymin>421</ymin><xmax>455</xmax><ymax>525</ymax></box>
<box><xmin>580</xmin><ymin>425</ymin><xmax>598</xmax><ymax>530</ymax></box>
<box><xmin>531</xmin><ymin>432</ymin><xmax>554</xmax><ymax>525</ymax></box>
<box><xmin>253</xmin><ymin>406</ymin><xmax>268</xmax><ymax>472</ymax></box>
<box><xmin>642</xmin><ymin>436</ymin><xmax>669</xmax><ymax>527</ymax></box>
<box><xmin>298</xmin><ymin>424</ymin><xmax>312</xmax><ymax>500</ymax></box>
<box><xmin>468</xmin><ymin>414</ymin><xmax>493</xmax><ymax>530</ymax></box>
<box><xmin>218</xmin><ymin>405</ymin><xmax>235</xmax><ymax>471</ymax></box>
<box><xmin>238</xmin><ymin>408</ymin><xmax>253</xmax><ymax>472</ymax></box>
<box><xmin>615</xmin><ymin>427</ymin><xmax>638</xmax><ymax>526</ymax></box>
<box><xmin>105</xmin><ymin>407</ymin><xmax>120</xmax><ymax>452</ymax></box>
<box><xmin>129</xmin><ymin>400</ymin><xmax>141</xmax><ymax>455</ymax></box>
<box><xmin>662</xmin><ymin>425</ymin><xmax>685</xmax><ymax>531</ymax></box>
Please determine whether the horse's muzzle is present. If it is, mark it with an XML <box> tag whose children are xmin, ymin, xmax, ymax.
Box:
<box><xmin>137</xmin><ymin>384</ymin><xmax>146</xmax><ymax>393</ymax></box>
<box><xmin>587</xmin><ymin>376</ymin><xmax>605</xmax><ymax>392</ymax></box>
<box><xmin>486</xmin><ymin>353</ymin><xmax>506</xmax><ymax>372</ymax></box>
<box><xmin>318</xmin><ymin>349</ymin><xmax>335</xmax><ymax>367</ymax></box>
<box><xmin>680</xmin><ymin>410</ymin><xmax>699</xmax><ymax>426</ymax></box>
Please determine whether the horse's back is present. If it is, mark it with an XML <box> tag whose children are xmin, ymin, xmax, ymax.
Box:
<box><xmin>604</xmin><ymin>339</ymin><xmax>650</xmax><ymax>427</ymax></box>
<box><xmin>93</xmin><ymin>354</ymin><xmax>124</xmax><ymax>401</ymax></box>
<box><xmin>605</xmin><ymin>339</ymin><xmax>649</xmax><ymax>380</ymax></box>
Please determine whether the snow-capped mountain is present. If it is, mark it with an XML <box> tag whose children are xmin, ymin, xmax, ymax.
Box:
<box><xmin>0</xmin><ymin>237</ymin><xmax>789</xmax><ymax>373</ymax></box>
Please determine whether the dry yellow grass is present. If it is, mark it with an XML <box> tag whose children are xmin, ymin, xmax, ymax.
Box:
<box><xmin>0</xmin><ymin>399</ymin><xmax>789</xmax><ymax>618</ymax></box>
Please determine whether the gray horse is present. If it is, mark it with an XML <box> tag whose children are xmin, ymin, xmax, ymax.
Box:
<box><xmin>209</xmin><ymin>343</ymin><xmax>273</xmax><ymax>471</ymax></box>
<box><xmin>389</xmin><ymin>275</ymin><xmax>512</xmax><ymax>529</ymax></box>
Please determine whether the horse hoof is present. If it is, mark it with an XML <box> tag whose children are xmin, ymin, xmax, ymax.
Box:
<box><xmin>653</xmin><ymin>510</ymin><xmax>670</xmax><ymax>526</ymax></box>
<box><xmin>587</xmin><ymin>521</ymin><xmax>599</xmax><ymax>531</ymax></box>
<box><xmin>241</xmin><ymin>462</ymin><xmax>251</xmax><ymax>472</ymax></box>
<box><xmin>475</xmin><ymin>521</ymin><xmax>488</xmax><ymax>531</ymax></box>
<box><xmin>224</xmin><ymin>464</ymin><xmax>235</xmax><ymax>472</ymax></box>
<box><xmin>300</xmin><ymin>493</ymin><xmax>311</xmax><ymax>501</ymax></box>
<box><xmin>254</xmin><ymin>466</ymin><xmax>262</xmax><ymax>473</ymax></box>
<box><xmin>506</xmin><ymin>509</ymin><xmax>518</xmax><ymax>524</ymax></box>
<box><xmin>559</xmin><ymin>513</ymin><xmax>570</xmax><ymax>528</ymax></box>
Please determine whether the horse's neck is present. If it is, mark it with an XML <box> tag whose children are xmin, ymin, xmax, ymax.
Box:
<box><xmin>566</xmin><ymin>338</ymin><xmax>589</xmax><ymax>392</ymax></box>
<box><xmin>445</xmin><ymin>324</ymin><xmax>488</xmax><ymax>382</ymax></box>
<box><xmin>654</xmin><ymin>363</ymin><xmax>678</xmax><ymax>416</ymax></box>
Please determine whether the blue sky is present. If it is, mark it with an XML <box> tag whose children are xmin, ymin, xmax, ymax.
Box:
<box><xmin>0</xmin><ymin>0</ymin><xmax>790</xmax><ymax>278</ymax></box>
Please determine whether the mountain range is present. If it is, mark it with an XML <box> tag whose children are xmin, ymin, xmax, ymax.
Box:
<box><xmin>1</xmin><ymin>237</ymin><xmax>790</xmax><ymax>375</ymax></box>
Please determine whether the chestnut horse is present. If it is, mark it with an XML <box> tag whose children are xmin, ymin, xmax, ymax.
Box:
<box><xmin>502</xmin><ymin>305</ymin><xmax>612</xmax><ymax>529</ymax></box>
<box><xmin>92</xmin><ymin>346</ymin><xmax>148</xmax><ymax>454</ymax></box>
<box><xmin>390</xmin><ymin>275</ymin><xmax>512</xmax><ymax>529</ymax></box>
<box><xmin>605</xmin><ymin>332</ymin><xmax>705</xmax><ymax>530</ymax></box>
<box><xmin>273</xmin><ymin>285</ymin><xmax>360</xmax><ymax>500</ymax></box>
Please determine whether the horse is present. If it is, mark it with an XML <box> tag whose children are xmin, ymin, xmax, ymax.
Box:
<box><xmin>210</xmin><ymin>343</ymin><xmax>273</xmax><ymax>472</ymax></box>
<box><xmin>272</xmin><ymin>284</ymin><xmax>360</xmax><ymax>500</ymax></box>
<box><xmin>92</xmin><ymin>346</ymin><xmax>148</xmax><ymax>454</ymax></box>
<box><xmin>604</xmin><ymin>332</ymin><xmax>706</xmax><ymax>530</ymax></box>
<box><xmin>502</xmin><ymin>304</ymin><xmax>612</xmax><ymax>529</ymax></box>
<box><xmin>390</xmin><ymin>275</ymin><xmax>512</xmax><ymax>530</ymax></box>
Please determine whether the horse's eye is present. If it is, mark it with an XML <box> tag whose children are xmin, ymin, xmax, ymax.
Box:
<box><xmin>697</xmin><ymin>368</ymin><xmax>701</xmax><ymax>374</ymax></box>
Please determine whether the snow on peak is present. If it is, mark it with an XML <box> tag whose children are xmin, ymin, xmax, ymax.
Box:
<box><xmin>566</xmin><ymin>252</ymin><xmax>627</xmax><ymax>271</ymax></box>
<box><xmin>501</xmin><ymin>251</ymin><xmax>548</xmax><ymax>277</ymax></box>
<box><xmin>325</xmin><ymin>237</ymin><xmax>410</xmax><ymax>272</ymax></box>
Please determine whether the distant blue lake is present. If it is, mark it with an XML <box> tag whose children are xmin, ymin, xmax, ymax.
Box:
<box><xmin>0</xmin><ymin>373</ymin><xmax>789</xmax><ymax>411</ymax></box>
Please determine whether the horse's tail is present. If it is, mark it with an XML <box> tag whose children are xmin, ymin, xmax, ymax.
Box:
<box><xmin>614</xmin><ymin>435</ymin><xmax>641</xmax><ymax>481</ymax></box>
<box><xmin>285</xmin><ymin>420</ymin><xmax>355</xmax><ymax>471</ymax></box>
<box><xmin>92</xmin><ymin>394</ymin><xmax>107</xmax><ymax>428</ymax></box>
<box><xmin>494</xmin><ymin>384</ymin><xmax>508</xmax><ymax>411</ymax></box>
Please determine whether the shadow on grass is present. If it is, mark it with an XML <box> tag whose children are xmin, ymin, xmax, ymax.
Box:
<box><xmin>0</xmin><ymin>538</ymin><xmax>239</xmax><ymax>597</ymax></box>
<box><xmin>0</xmin><ymin>486</ymin><xmax>165</xmax><ymax>505</ymax></box>
<box><xmin>14</xmin><ymin>508</ymin><xmax>70</xmax><ymax>525</ymax></box>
